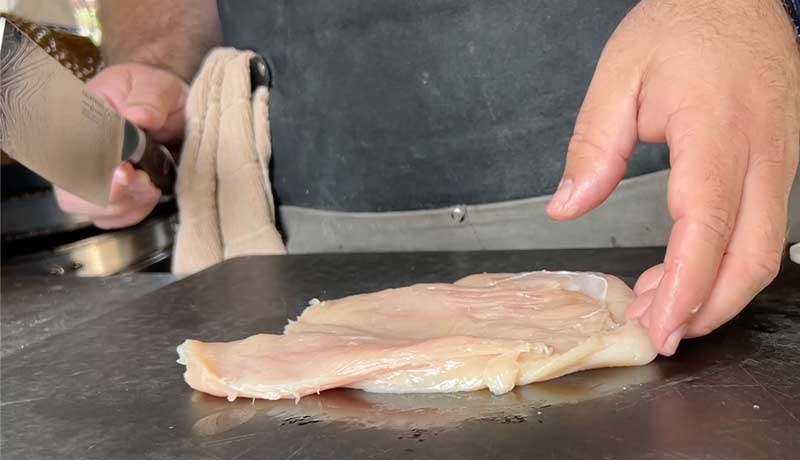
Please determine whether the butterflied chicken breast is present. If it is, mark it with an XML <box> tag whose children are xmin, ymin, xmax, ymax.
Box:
<box><xmin>177</xmin><ymin>271</ymin><xmax>657</xmax><ymax>401</ymax></box>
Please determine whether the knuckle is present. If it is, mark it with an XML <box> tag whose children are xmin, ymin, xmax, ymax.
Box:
<box><xmin>753</xmin><ymin>51</ymin><xmax>799</xmax><ymax>106</ymax></box>
<box><xmin>752</xmin><ymin>144</ymin><xmax>786</xmax><ymax>173</ymax></box>
<box><xmin>718</xmin><ymin>115</ymin><xmax>750</xmax><ymax>147</ymax></box>
<box><xmin>753</xmin><ymin>127</ymin><xmax>797</xmax><ymax>184</ymax></box>
<box><xmin>755</xmin><ymin>57</ymin><xmax>791</xmax><ymax>95</ymax></box>
<box><xmin>567</xmin><ymin>130</ymin><xmax>610</xmax><ymax>162</ymax></box>
<box><xmin>747</xmin><ymin>254</ymin><xmax>781</xmax><ymax>288</ymax></box>
<box><xmin>694</xmin><ymin>202</ymin><xmax>736</xmax><ymax>244</ymax></box>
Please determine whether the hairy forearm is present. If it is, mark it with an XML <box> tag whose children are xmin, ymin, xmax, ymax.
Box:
<box><xmin>98</xmin><ymin>0</ymin><xmax>222</xmax><ymax>81</ymax></box>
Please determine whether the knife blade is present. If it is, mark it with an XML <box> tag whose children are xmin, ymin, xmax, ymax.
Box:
<box><xmin>0</xmin><ymin>17</ymin><xmax>175</xmax><ymax>207</ymax></box>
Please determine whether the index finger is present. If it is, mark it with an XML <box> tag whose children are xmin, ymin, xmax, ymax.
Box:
<box><xmin>648</xmin><ymin>112</ymin><xmax>749</xmax><ymax>355</ymax></box>
<box><xmin>87</xmin><ymin>65</ymin><xmax>187</xmax><ymax>142</ymax></box>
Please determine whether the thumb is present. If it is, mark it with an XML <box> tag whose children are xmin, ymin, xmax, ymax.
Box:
<box><xmin>546</xmin><ymin>39</ymin><xmax>642</xmax><ymax>221</ymax></box>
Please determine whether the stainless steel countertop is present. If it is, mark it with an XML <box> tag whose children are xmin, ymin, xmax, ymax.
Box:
<box><xmin>1</xmin><ymin>274</ymin><xmax>174</xmax><ymax>357</ymax></box>
<box><xmin>1</xmin><ymin>248</ymin><xmax>798</xmax><ymax>459</ymax></box>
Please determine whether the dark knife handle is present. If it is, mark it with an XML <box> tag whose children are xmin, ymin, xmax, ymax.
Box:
<box><xmin>123</xmin><ymin>121</ymin><xmax>177</xmax><ymax>196</ymax></box>
<box><xmin>121</xmin><ymin>55</ymin><xmax>268</xmax><ymax>198</ymax></box>
<box><xmin>130</xmin><ymin>135</ymin><xmax>176</xmax><ymax>196</ymax></box>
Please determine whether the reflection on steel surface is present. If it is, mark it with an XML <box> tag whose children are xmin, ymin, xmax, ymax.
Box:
<box><xmin>2</xmin><ymin>217</ymin><xmax>175</xmax><ymax>276</ymax></box>
<box><xmin>189</xmin><ymin>364</ymin><xmax>662</xmax><ymax>434</ymax></box>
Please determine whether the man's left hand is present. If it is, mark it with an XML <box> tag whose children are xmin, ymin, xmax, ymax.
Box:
<box><xmin>547</xmin><ymin>0</ymin><xmax>800</xmax><ymax>356</ymax></box>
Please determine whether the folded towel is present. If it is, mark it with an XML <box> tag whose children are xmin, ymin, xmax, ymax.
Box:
<box><xmin>172</xmin><ymin>48</ymin><xmax>286</xmax><ymax>277</ymax></box>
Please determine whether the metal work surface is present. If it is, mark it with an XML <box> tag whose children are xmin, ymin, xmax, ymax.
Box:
<box><xmin>2</xmin><ymin>248</ymin><xmax>799</xmax><ymax>459</ymax></box>
<box><xmin>1</xmin><ymin>274</ymin><xmax>174</xmax><ymax>358</ymax></box>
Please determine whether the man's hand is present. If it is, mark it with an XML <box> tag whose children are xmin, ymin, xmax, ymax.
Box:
<box><xmin>547</xmin><ymin>0</ymin><xmax>800</xmax><ymax>355</ymax></box>
<box><xmin>55</xmin><ymin>64</ymin><xmax>188</xmax><ymax>229</ymax></box>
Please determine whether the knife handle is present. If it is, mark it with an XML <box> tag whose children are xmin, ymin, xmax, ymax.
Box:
<box><xmin>130</xmin><ymin>135</ymin><xmax>177</xmax><ymax>196</ymax></box>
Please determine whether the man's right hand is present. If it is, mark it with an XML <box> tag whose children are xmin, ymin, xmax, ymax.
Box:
<box><xmin>55</xmin><ymin>63</ymin><xmax>188</xmax><ymax>229</ymax></box>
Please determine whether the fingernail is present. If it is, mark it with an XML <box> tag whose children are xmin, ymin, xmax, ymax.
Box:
<box><xmin>662</xmin><ymin>324</ymin><xmax>688</xmax><ymax>356</ymax></box>
<box><xmin>625</xmin><ymin>307</ymin><xmax>643</xmax><ymax>321</ymax></box>
<box><xmin>625</xmin><ymin>298</ymin><xmax>649</xmax><ymax>320</ymax></box>
<box><xmin>549</xmin><ymin>178</ymin><xmax>574</xmax><ymax>212</ymax></box>
<box><xmin>114</xmin><ymin>167</ymin><xmax>130</xmax><ymax>186</ymax></box>
<box><xmin>641</xmin><ymin>310</ymin><xmax>651</xmax><ymax>329</ymax></box>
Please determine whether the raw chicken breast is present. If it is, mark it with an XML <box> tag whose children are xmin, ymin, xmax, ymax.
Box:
<box><xmin>177</xmin><ymin>271</ymin><xmax>657</xmax><ymax>401</ymax></box>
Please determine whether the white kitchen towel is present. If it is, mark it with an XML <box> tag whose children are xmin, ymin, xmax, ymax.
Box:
<box><xmin>172</xmin><ymin>48</ymin><xmax>286</xmax><ymax>277</ymax></box>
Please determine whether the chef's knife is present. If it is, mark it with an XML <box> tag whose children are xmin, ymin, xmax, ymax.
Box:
<box><xmin>0</xmin><ymin>17</ymin><xmax>175</xmax><ymax>207</ymax></box>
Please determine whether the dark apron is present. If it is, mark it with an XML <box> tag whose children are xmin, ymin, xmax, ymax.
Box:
<box><xmin>217</xmin><ymin>0</ymin><xmax>669</xmax><ymax>213</ymax></box>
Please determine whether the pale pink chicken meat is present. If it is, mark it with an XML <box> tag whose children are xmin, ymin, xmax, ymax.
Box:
<box><xmin>177</xmin><ymin>271</ymin><xmax>657</xmax><ymax>401</ymax></box>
